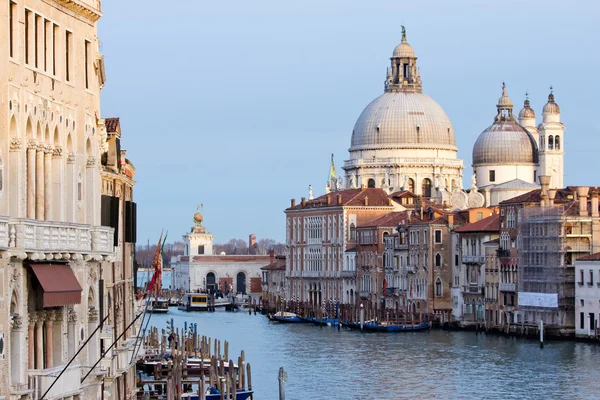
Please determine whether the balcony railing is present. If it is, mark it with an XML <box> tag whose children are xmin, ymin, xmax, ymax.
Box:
<box><xmin>405</xmin><ymin>265</ymin><xmax>416</xmax><ymax>273</ymax></box>
<box><xmin>462</xmin><ymin>255</ymin><xmax>486</xmax><ymax>264</ymax></box>
<box><xmin>29</xmin><ymin>364</ymin><xmax>82</xmax><ymax>399</ymax></box>
<box><xmin>340</xmin><ymin>270</ymin><xmax>355</xmax><ymax>278</ymax></box>
<box><xmin>302</xmin><ymin>271</ymin><xmax>321</xmax><ymax>278</ymax></box>
<box><xmin>9</xmin><ymin>219</ymin><xmax>114</xmax><ymax>256</ymax></box>
<box><xmin>499</xmin><ymin>283</ymin><xmax>516</xmax><ymax>292</ymax></box>
<box><xmin>0</xmin><ymin>216</ymin><xmax>8</xmax><ymax>249</ymax></box>
<box><xmin>463</xmin><ymin>284</ymin><xmax>483</xmax><ymax>294</ymax></box>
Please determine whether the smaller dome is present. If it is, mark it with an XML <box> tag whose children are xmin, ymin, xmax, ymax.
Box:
<box><xmin>392</xmin><ymin>42</ymin><xmax>415</xmax><ymax>58</ymax></box>
<box><xmin>193</xmin><ymin>212</ymin><xmax>203</xmax><ymax>223</ymax></box>
<box><xmin>519</xmin><ymin>98</ymin><xmax>536</xmax><ymax>119</ymax></box>
<box><xmin>543</xmin><ymin>92</ymin><xmax>560</xmax><ymax>114</ymax></box>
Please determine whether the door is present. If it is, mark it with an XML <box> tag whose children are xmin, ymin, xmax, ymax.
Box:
<box><xmin>236</xmin><ymin>272</ymin><xmax>246</xmax><ymax>295</ymax></box>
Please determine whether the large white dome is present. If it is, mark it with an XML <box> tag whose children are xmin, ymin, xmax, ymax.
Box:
<box><xmin>350</xmin><ymin>91</ymin><xmax>457</xmax><ymax>151</ymax></box>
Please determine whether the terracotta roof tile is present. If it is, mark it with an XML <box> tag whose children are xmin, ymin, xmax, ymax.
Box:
<box><xmin>454</xmin><ymin>214</ymin><xmax>500</xmax><ymax>233</ymax></box>
<box><xmin>286</xmin><ymin>188</ymin><xmax>394</xmax><ymax>210</ymax></box>
<box><xmin>577</xmin><ymin>252</ymin><xmax>600</xmax><ymax>261</ymax></box>
<box><xmin>359</xmin><ymin>211</ymin><xmax>409</xmax><ymax>228</ymax></box>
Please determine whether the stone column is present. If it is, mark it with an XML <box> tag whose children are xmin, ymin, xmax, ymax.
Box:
<box><xmin>44</xmin><ymin>147</ymin><xmax>53</xmax><ymax>221</ymax></box>
<box><xmin>35</xmin><ymin>313</ymin><xmax>44</xmax><ymax>369</ymax></box>
<box><xmin>36</xmin><ymin>145</ymin><xmax>45</xmax><ymax>220</ymax></box>
<box><xmin>67</xmin><ymin>309</ymin><xmax>77</xmax><ymax>359</ymax></box>
<box><xmin>66</xmin><ymin>154</ymin><xmax>76</xmax><ymax>223</ymax></box>
<box><xmin>27</xmin><ymin>141</ymin><xmax>36</xmax><ymax>219</ymax></box>
<box><xmin>28</xmin><ymin>315</ymin><xmax>36</xmax><ymax>370</ymax></box>
<box><xmin>45</xmin><ymin>311</ymin><xmax>54</xmax><ymax>369</ymax></box>
<box><xmin>88</xmin><ymin>308</ymin><xmax>99</xmax><ymax>366</ymax></box>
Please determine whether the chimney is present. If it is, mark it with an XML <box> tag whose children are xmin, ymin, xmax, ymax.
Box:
<box><xmin>548</xmin><ymin>189</ymin><xmax>557</xmax><ymax>207</ymax></box>
<box><xmin>592</xmin><ymin>188</ymin><xmax>599</xmax><ymax>218</ymax></box>
<box><xmin>577</xmin><ymin>186</ymin><xmax>589</xmax><ymax>216</ymax></box>
<box><xmin>538</xmin><ymin>175</ymin><xmax>551</xmax><ymax>206</ymax></box>
<box><xmin>388</xmin><ymin>198</ymin><xmax>392</xmax><ymax>206</ymax></box>
<box><xmin>327</xmin><ymin>195</ymin><xmax>331</xmax><ymax>206</ymax></box>
<box><xmin>448</xmin><ymin>214</ymin><xmax>454</xmax><ymax>226</ymax></box>
<box><xmin>337</xmin><ymin>194</ymin><xmax>342</xmax><ymax>205</ymax></box>
<box><xmin>269</xmin><ymin>249</ymin><xmax>275</xmax><ymax>264</ymax></box>
<box><xmin>291</xmin><ymin>198</ymin><xmax>296</xmax><ymax>208</ymax></box>
<box><xmin>301</xmin><ymin>197</ymin><xmax>306</xmax><ymax>207</ymax></box>
<box><xmin>360</xmin><ymin>184</ymin><xmax>365</xmax><ymax>190</ymax></box>
<box><xmin>364</xmin><ymin>196</ymin><xmax>369</xmax><ymax>206</ymax></box>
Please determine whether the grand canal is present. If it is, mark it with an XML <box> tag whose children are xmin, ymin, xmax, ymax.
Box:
<box><xmin>145</xmin><ymin>308</ymin><xmax>600</xmax><ymax>400</ymax></box>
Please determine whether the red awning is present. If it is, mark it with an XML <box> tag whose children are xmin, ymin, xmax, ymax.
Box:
<box><xmin>30</xmin><ymin>264</ymin><xmax>82</xmax><ymax>307</ymax></box>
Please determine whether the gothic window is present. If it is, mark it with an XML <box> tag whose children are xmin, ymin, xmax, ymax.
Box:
<box><xmin>350</xmin><ymin>223</ymin><xmax>356</xmax><ymax>241</ymax></box>
<box><xmin>422</xmin><ymin>178</ymin><xmax>432</xmax><ymax>197</ymax></box>
<box><xmin>548</xmin><ymin>135</ymin><xmax>554</xmax><ymax>150</ymax></box>
<box><xmin>434</xmin><ymin>230</ymin><xmax>442</xmax><ymax>243</ymax></box>
<box><xmin>408</xmin><ymin>178</ymin><xmax>415</xmax><ymax>193</ymax></box>
<box><xmin>435</xmin><ymin>278</ymin><xmax>442</xmax><ymax>297</ymax></box>
<box><xmin>367</xmin><ymin>179</ymin><xmax>375</xmax><ymax>188</ymax></box>
<box><xmin>555</xmin><ymin>136</ymin><xmax>560</xmax><ymax>150</ymax></box>
<box><xmin>435</xmin><ymin>253</ymin><xmax>442</xmax><ymax>267</ymax></box>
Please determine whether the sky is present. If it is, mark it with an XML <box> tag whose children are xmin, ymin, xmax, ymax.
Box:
<box><xmin>98</xmin><ymin>0</ymin><xmax>600</xmax><ymax>245</ymax></box>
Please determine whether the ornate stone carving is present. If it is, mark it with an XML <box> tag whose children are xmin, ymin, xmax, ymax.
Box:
<box><xmin>86</xmin><ymin>157</ymin><xmax>96</xmax><ymax>167</ymax></box>
<box><xmin>27</xmin><ymin>140</ymin><xmax>37</xmax><ymax>150</ymax></box>
<box><xmin>11</xmin><ymin>314</ymin><xmax>23</xmax><ymax>331</ymax></box>
<box><xmin>88</xmin><ymin>308</ymin><xmax>99</xmax><ymax>322</ymax></box>
<box><xmin>53</xmin><ymin>147</ymin><xmax>63</xmax><ymax>157</ymax></box>
<box><xmin>44</xmin><ymin>145</ymin><xmax>54</xmax><ymax>155</ymax></box>
<box><xmin>9</xmin><ymin>138</ymin><xmax>22</xmax><ymax>151</ymax></box>
<box><xmin>67</xmin><ymin>310</ymin><xmax>77</xmax><ymax>324</ymax></box>
<box><xmin>88</xmin><ymin>266</ymin><xmax>98</xmax><ymax>284</ymax></box>
<box><xmin>9</xmin><ymin>266</ymin><xmax>21</xmax><ymax>288</ymax></box>
<box><xmin>67</xmin><ymin>153</ymin><xmax>76</xmax><ymax>163</ymax></box>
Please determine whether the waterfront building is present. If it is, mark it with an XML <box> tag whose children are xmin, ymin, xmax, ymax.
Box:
<box><xmin>171</xmin><ymin>211</ymin><xmax>267</xmax><ymax>297</ymax></box>
<box><xmin>0</xmin><ymin>0</ymin><xmax>122</xmax><ymax>398</ymax></box>
<box><xmin>99</xmin><ymin>117</ymin><xmax>140</xmax><ymax>399</ymax></box>
<box><xmin>285</xmin><ymin>188</ymin><xmax>403</xmax><ymax>305</ymax></box>
<box><xmin>355</xmin><ymin>212</ymin><xmax>408</xmax><ymax>310</ymax></box>
<box><xmin>472</xmin><ymin>85</ymin><xmax>565</xmax><ymax>205</ymax></box>
<box><xmin>382</xmin><ymin>231</ymin><xmax>408</xmax><ymax>310</ymax></box>
<box><xmin>454</xmin><ymin>214</ymin><xmax>500</xmax><ymax>326</ymax></box>
<box><xmin>260</xmin><ymin>251</ymin><xmax>286</xmax><ymax>304</ymax></box>
<box><xmin>575</xmin><ymin>253</ymin><xmax>600</xmax><ymax>338</ymax></box>
<box><xmin>342</xmin><ymin>29</ymin><xmax>464</xmax><ymax>197</ymax></box>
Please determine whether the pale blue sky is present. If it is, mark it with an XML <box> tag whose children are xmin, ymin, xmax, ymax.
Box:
<box><xmin>98</xmin><ymin>0</ymin><xmax>600</xmax><ymax>245</ymax></box>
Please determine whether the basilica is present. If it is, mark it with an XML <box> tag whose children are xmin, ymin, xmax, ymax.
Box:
<box><xmin>342</xmin><ymin>28</ymin><xmax>564</xmax><ymax>206</ymax></box>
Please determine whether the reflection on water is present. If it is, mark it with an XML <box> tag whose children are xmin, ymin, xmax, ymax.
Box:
<box><xmin>146</xmin><ymin>308</ymin><xmax>600</xmax><ymax>400</ymax></box>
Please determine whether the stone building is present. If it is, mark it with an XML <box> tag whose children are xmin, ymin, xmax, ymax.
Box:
<box><xmin>454</xmin><ymin>214</ymin><xmax>500</xmax><ymax>326</ymax></box>
<box><xmin>171</xmin><ymin>211</ymin><xmax>266</xmax><ymax>297</ymax></box>
<box><xmin>355</xmin><ymin>212</ymin><xmax>407</xmax><ymax>310</ymax></box>
<box><xmin>574</xmin><ymin>253</ymin><xmax>600</xmax><ymax>338</ymax></box>
<box><xmin>0</xmin><ymin>0</ymin><xmax>119</xmax><ymax>399</ymax></box>
<box><xmin>99</xmin><ymin>117</ymin><xmax>139</xmax><ymax>400</ymax></box>
<box><xmin>285</xmin><ymin>188</ymin><xmax>404</xmax><ymax>305</ymax></box>
<box><xmin>260</xmin><ymin>251</ymin><xmax>286</xmax><ymax>304</ymax></box>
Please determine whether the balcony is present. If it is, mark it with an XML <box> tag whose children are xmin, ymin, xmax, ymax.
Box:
<box><xmin>340</xmin><ymin>270</ymin><xmax>355</xmax><ymax>278</ymax></box>
<box><xmin>499</xmin><ymin>283</ymin><xmax>516</xmax><ymax>292</ymax></box>
<box><xmin>9</xmin><ymin>219</ymin><xmax>114</xmax><ymax>256</ymax></box>
<box><xmin>405</xmin><ymin>265</ymin><xmax>416</xmax><ymax>273</ymax></box>
<box><xmin>462</xmin><ymin>255</ymin><xmax>486</xmax><ymax>264</ymax></box>
<box><xmin>344</xmin><ymin>157</ymin><xmax>463</xmax><ymax>169</ymax></box>
<box><xmin>302</xmin><ymin>270</ymin><xmax>321</xmax><ymax>278</ymax></box>
<box><xmin>360</xmin><ymin>290</ymin><xmax>371</xmax><ymax>299</ymax></box>
<box><xmin>29</xmin><ymin>364</ymin><xmax>82</xmax><ymax>399</ymax></box>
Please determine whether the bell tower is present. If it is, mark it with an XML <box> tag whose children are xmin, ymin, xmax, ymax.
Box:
<box><xmin>538</xmin><ymin>89</ymin><xmax>564</xmax><ymax>188</ymax></box>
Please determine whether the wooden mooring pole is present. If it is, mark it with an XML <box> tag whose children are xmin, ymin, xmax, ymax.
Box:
<box><xmin>278</xmin><ymin>367</ymin><xmax>287</xmax><ymax>400</ymax></box>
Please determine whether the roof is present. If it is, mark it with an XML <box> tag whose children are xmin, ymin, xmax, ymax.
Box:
<box><xmin>359</xmin><ymin>211</ymin><xmax>409</xmax><ymax>228</ymax></box>
<box><xmin>287</xmin><ymin>188</ymin><xmax>394</xmax><ymax>211</ymax></box>
<box><xmin>491</xmin><ymin>179</ymin><xmax>540</xmax><ymax>190</ymax></box>
<box><xmin>389</xmin><ymin>190</ymin><xmax>417</xmax><ymax>199</ymax></box>
<box><xmin>454</xmin><ymin>214</ymin><xmax>500</xmax><ymax>233</ymax></box>
<box><xmin>484</xmin><ymin>238</ymin><xmax>500</xmax><ymax>245</ymax></box>
<box><xmin>261</xmin><ymin>256</ymin><xmax>286</xmax><ymax>271</ymax></box>
<box><xmin>499</xmin><ymin>187</ymin><xmax>576</xmax><ymax>205</ymax></box>
<box><xmin>577</xmin><ymin>252</ymin><xmax>600</xmax><ymax>262</ymax></box>
<box><xmin>105</xmin><ymin>117</ymin><xmax>120</xmax><ymax>133</ymax></box>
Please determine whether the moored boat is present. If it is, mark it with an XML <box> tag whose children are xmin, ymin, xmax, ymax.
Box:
<box><xmin>305</xmin><ymin>316</ymin><xmax>339</xmax><ymax>326</ymax></box>
<box><xmin>179</xmin><ymin>293</ymin><xmax>210</xmax><ymax>311</ymax></box>
<box><xmin>149</xmin><ymin>298</ymin><xmax>169</xmax><ymax>313</ymax></box>
<box><xmin>341</xmin><ymin>320</ymin><xmax>431</xmax><ymax>332</ymax></box>
<box><xmin>268</xmin><ymin>311</ymin><xmax>304</xmax><ymax>323</ymax></box>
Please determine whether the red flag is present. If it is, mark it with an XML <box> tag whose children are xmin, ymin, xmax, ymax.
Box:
<box><xmin>147</xmin><ymin>233</ymin><xmax>163</xmax><ymax>297</ymax></box>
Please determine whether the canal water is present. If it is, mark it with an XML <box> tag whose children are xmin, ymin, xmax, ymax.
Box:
<box><xmin>145</xmin><ymin>308</ymin><xmax>600</xmax><ymax>400</ymax></box>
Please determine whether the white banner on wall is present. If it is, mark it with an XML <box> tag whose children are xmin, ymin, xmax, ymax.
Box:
<box><xmin>518</xmin><ymin>292</ymin><xmax>558</xmax><ymax>308</ymax></box>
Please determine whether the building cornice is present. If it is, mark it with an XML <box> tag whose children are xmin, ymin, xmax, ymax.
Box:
<box><xmin>53</xmin><ymin>0</ymin><xmax>102</xmax><ymax>22</ymax></box>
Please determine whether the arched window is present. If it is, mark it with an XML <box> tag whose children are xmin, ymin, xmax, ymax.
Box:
<box><xmin>408</xmin><ymin>178</ymin><xmax>415</xmax><ymax>193</ymax></box>
<box><xmin>422</xmin><ymin>178</ymin><xmax>432</xmax><ymax>197</ymax></box>
<box><xmin>548</xmin><ymin>135</ymin><xmax>554</xmax><ymax>150</ymax></box>
<box><xmin>435</xmin><ymin>278</ymin><xmax>442</xmax><ymax>297</ymax></box>
<box><xmin>350</xmin><ymin>223</ymin><xmax>356</xmax><ymax>241</ymax></box>
<box><xmin>367</xmin><ymin>178</ymin><xmax>375</xmax><ymax>188</ymax></box>
<box><xmin>555</xmin><ymin>136</ymin><xmax>560</xmax><ymax>150</ymax></box>
<box><xmin>435</xmin><ymin>253</ymin><xmax>442</xmax><ymax>267</ymax></box>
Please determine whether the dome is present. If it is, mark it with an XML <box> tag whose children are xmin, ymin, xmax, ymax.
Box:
<box><xmin>543</xmin><ymin>92</ymin><xmax>560</xmax><ymax>114</ymax></box>
<box><xmin>497</xmin><ymin>83</ymin><xmax>513</xmax><ymax>108</ymax></box>
<box><xmin>519</xmin><ymin>98</ymin><xmax>536</xmax><ymax>119</ymax></box>
<box><xmin>392</xmin><ymin>42</ymin><xmax>415</xmax><ymax>58</ymax></box>
<box><xmin>350</xmin><ymin>92</ymin><xmax>456</xmax><ymax>151</ymax></box>
<box><xmin>473</xmin><ymin>121</ymin><xmax>538</xmax><ymax>165</ymax></box>
<box><xmin>193</xmin><ymin>212</ymin><xmax>203</xmax><ymax>223</ymax></box>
